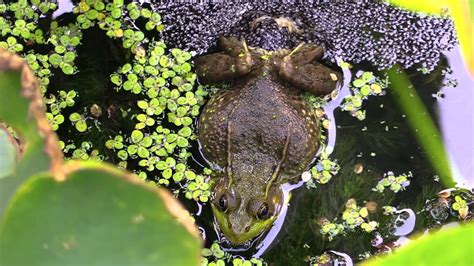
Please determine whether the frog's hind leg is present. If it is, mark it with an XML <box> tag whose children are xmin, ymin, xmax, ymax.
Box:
<box><xmin>195</xmin><ymin>37</ymin><xmax>254</xmax><ymax>84</ymax></box>
<box><xmin>278</xmin><ymin>43</ymin><xmax>341</xmax><ymax>96</ymax></box>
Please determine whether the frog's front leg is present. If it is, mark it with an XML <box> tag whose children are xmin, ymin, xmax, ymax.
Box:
<box><xmin>278</xmin><ymin>43</ymin><xmax>341</xmax><ymax>96</ymax></box>
<box><xmin>194</xmin><ymin>37</ymin><xmax>254</xmax><ymax>83</ymax></box>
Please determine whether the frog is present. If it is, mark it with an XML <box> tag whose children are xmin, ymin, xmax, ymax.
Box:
<box><xmin>195</xmin><ymin>36</ymin><xmax>341</xmax><ymax>244</ymax></box>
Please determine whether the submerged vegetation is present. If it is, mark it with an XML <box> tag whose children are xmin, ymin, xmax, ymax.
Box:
<box><xmin>0</xmin><ymin>1</ymin><xmax>473</xmax><ymax>265</ymax></box>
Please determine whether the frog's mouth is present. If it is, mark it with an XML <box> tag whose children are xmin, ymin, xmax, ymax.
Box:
<box><xmin>211</xmin><ymin>204</ymin><xmax>277</xmax><ymax>244</ymax></box>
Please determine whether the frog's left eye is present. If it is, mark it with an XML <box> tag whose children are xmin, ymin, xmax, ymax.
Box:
<box><xmin>249</xmin><ymin>199</ymin><xmax>273</xmax><ymax>220</ymax></box>
<box><xmin>257</xmin><ymin>202</ymin><xmax>270</xmax><ymax>220</ymax></box>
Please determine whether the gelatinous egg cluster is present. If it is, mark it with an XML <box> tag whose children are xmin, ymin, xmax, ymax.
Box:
<box><xmin>156</xmin><ymin>2</ymin><xmax>456</xmax><ymax>71</ymax></box>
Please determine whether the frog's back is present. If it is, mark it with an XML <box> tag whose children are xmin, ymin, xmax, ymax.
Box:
<box><xmin>198</xmin><ymin>73</ymin><xmax>320</xmax><ymax>180</ymax></box>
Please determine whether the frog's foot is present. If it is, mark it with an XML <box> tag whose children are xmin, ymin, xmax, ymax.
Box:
<box><xmin>278</xmin><ymin>43</ymin><xmax>341</xmax><ymax>96</ymax></box>
<box><xmin>195</xmin><ymin>37</ymin><xmax>254</xmax><ymax>83</ymax></box>
<box><xmin>274</xmin><ymin>17</ymin><xmax>300</xmax><ymax>34</ymax></box>
<box><xmin>250</xmin><ymin>16</ymin><xmax>300</xmax><ymax>34</ymax></box>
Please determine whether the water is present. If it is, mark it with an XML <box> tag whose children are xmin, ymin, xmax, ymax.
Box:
<box><xmin>190</xmin><ymin>44</ymin><xmax>473</xmax><ymax>264</ymax></box>
<box><xmin>51</xmin><ymin>1</ymin><xmax>474</xmax><ymax>264</ymax></box>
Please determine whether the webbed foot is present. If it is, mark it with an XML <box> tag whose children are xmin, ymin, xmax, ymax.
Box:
<box><xmin>195</xmin><ymin>37</ymin><xmax>254</xmax><ymax>83</ymax></box>
<box><xmin>278</xmin><ymin>43</ymin><xmax>341</xmax><ymax>96</ymax></box>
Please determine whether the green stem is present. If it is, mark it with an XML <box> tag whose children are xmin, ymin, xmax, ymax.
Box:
<box><xmin>385</xmin><ymin>65</ymin><xmax>455</xmax><ymax>187</ymax></box>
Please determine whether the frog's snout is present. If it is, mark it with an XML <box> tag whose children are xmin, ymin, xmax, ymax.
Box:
<box><xmin>228</xmin><ymin>212</ymin><xmax>253</xmax><ymax>235</ymax></box>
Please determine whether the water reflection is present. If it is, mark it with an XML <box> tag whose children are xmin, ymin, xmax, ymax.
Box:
<box><xmin>438</xmin><ymin>47</ymin><xmax>474</xmax><ymax>188</ymax></box>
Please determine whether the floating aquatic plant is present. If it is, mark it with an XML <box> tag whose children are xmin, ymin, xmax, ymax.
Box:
<box><xmin>452</xmin><ymin>196</ymin><xmax>469</xmax><ymax>219</ymax></box>
<box><xmin>306</xmin><ymin>251</ymin><xmax>352</xmax><ymax>266</ymax></box>
<box><xmin>201</xmin><ymin>242</ymin><xmax>266</xmax><ymax>266</ymax></box>
<box><xmin>341</xmin><ymin>71</ymin><xmax>388</xmax><ymax>121</ymax></box>
<box><xmin>0</xmin><ymin>0</ymin><xmax>214</xmax><ymax>203</ymax></box>
<box><xmin>373</xmin><ymin>171</ymin><xmax>412</xmax><ymax>193</ymax></box>
<box><xmin>320</xmin><ymin>220</ymin><xmax>345</xmax><ymax>241</ymax></box>
<box><xmin>304</xmin><ymin>148</ymin><xmax>340</xmax><ymax>189</ymax></box>
<box><xmin>320</xmin><ymin>199</ymin><xmax>379</xmax><ymax>241</ymax></box>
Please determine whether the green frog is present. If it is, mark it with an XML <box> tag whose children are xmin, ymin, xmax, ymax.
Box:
<box><xmin>195</xmin><ymin>36</ymin><xmax>340</xmax><ymax>244</ymax></box>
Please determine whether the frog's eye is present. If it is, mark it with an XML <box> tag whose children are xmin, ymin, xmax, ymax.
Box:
<box><xmin>217</xmin><ymin>194</ymin><xmax>228</xmax><ymax>212</ymax></box>
<box><xmin>215</xmin><ymin>192</ymin><xmax>239</xmax><ymax>212</ymax></box>
<box><xmin>249</xmin><ymin>199</ymin><xmax>273</xmax><ymax>220</ymax></box>
<box><xmin>256</xmin><ymin>202</ymin><xmax>271</xmax><ymax>220</ymax></box>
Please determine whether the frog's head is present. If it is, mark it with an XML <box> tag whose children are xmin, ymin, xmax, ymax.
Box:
<box><xmin>211</xmin><ymin>174</ymin><xmax>284</xmax><ymax>244</ymax></box>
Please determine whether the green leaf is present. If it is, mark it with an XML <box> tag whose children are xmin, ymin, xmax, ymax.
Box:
<box><xmin>54</xmin><ymin>45</ymin><xmax>66</xmax><ymax>54</ymax></box>
<box><xmin>360</xmin><ymin>85</ymin><xmax>371</xmax><ymax>96</ymax></box>
<box><xmin>131</xmin><ymin>130</ymin><xmax>144</xmax><ymax>143</ymax></box>
<box><xmin>110</xmin><ymin>74</ymin><xmax>122</xmax><ymax>86</ymax></box>
<box><xmin>363</xmin><ymin>223</ymin><xmax>474</xmax><ymax>266</ymax></box>
<box><xmin>63</xmin><ymin>52</ymin><xmax>76</xmax><ymax>63</ymax></box>
<box><xmin>48</xmin><ymin>53</ymin><xmax>62</xmax><ymax>66</ymax></box>
<box><xmin>75</xmin><ymin>120</ymin><xmax>88</xmax><ymax>132</ymax></box>
<box><xmin>176</xmin><ymin>136</ymin><xmax>189</xmax><ymax>148</ymax></box>
<box><xmin>0</xmin><ymin>53</ymin><xmax>59</xmax><ymax>216</ymax></box>
<box><xmin>361</xmin><ymin>71</ymin><xmax>374</xmax><ymax>82</ymax></box>
<box><xmin>353</xmin><ymin>79</ymin><xmax>365</xmax><ymax>87</ymax></box>
<box><xmin>178</xmin><ymin>126</ymin><xmax>192</xmax><ymax>137</ymax></box>
<box><xmin>0</xmin><ymin>127</ymin><xmax>18</xmax><ymax>179</ymax></box>
<box><xmin>60</xmin><ymin>62</ymin><xmax>74</xmax><ymax>75</ymax></box>
<box><xmin>137</xmin><ymin>146</ymin><xmax>150</xmax><ymax>158</ymax></box>
<box><xmin>0</xmin><ymin>163</ymin><xmax>201</xmax><ymax>266</ymax></box>
<box><xmin>137</xmin><ymin>100</ymin><xmax>148</xmax><ymax>109</ymax></box>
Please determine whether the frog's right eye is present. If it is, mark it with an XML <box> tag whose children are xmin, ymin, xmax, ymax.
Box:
<box><xmin>215</xmin><ymin>192</ymin><xmax>239</xmax><ymax>212</ymax></box>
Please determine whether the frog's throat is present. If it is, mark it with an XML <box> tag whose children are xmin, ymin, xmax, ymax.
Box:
<box><xmin>265</xmin><ymin>127</ymin><xmax>291</xmax><ymax>197</ymax></box>
<box><xmin>212</xmin><ymin>204</ymin><xmax>277</xmax><ymax>244</ymax></box>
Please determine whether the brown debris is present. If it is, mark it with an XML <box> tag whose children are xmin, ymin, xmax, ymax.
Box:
<box><xmin>354</xmin><ymin>163</ymin><xmax>364</xmax><ymax>174</ymax></box>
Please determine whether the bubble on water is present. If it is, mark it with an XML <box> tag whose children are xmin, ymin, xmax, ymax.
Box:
<box><xmin>156</xmin><ymin>2</ymin><xmax>456</xmax><ymax>71</ymax></box>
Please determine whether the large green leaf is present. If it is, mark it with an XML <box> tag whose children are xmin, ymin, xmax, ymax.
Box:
<box><xmin>0</xmin><ymin>71</ymin><xmax>32</xmax><ymax>138</ymax></box>
<box><xmin>0</xmin><ymin>162</ymin><xmax>201</xmax><ymax>266</ymax></box>
<box><xmin>0</xmin><ymin>127</ymin><xmax>17</xmax><ymax>179</ymax></box>
<box><xmin>0</xmin><ymin>51</ymin><xmax>58</xmax><ymax>215</ymax></box>
<box><xmin>0</xmin><ymin>49</ymin><xmax>201</xmax><ymax>265</ymax></box>
<box><xmin>363</xmin><ymin>223</ymin><xmax>474</xmax><ymax>265</ymax></box>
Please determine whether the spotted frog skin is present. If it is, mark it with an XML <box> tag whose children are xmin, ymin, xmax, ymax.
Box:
<box><xmin>195</xmin><ymin>37</ymin><xmax>340</xmax><ymax>244</ymax></box>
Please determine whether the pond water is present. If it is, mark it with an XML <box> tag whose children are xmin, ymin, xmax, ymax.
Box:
<box><xmin>164</xmin><ymin>3</ymin><xmax>473</xmax><ymax>264</ymax></box>
<box><xmin>48</xmin><ymin>1</ymin><xmax>474</xmax><ymax>265</ymax></box>
<box><xmin>187</xmin><ymin>43</ymin><xmax>473</xmax><ymax>264</ymax></box>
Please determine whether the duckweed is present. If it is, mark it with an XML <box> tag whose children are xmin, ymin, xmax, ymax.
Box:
<box><xmin>452</xmin><ymin>196</ymin><xmax>469</xmax><ymax>219</ymax></box>
<box><xmin>341</xmin><ymin>70</ymin><xmax>388</xmax><ymax>121</ymax></box>
<box><xmin>305</xmin><ymin>148</ymin><xmax>340</xmax><ymax>189</ymax></box>
<box><xmin>320</xmin><ymin>199</ymin><xmax>379</xmax><ymax>241</ymax></box>
<box><xmin>201</xmin><ymin>242</ymin><xmax>266</xmax><ymax>266</ymax></box>
<box><xmin>0</xmin><ymin>0</ymin><xmax>214</xmax><ymax>203</ymax></box>
<box><xmin>372</xmin><ymin>171</ymin><xmax>412</xmax><ymax>193</ymax></box>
